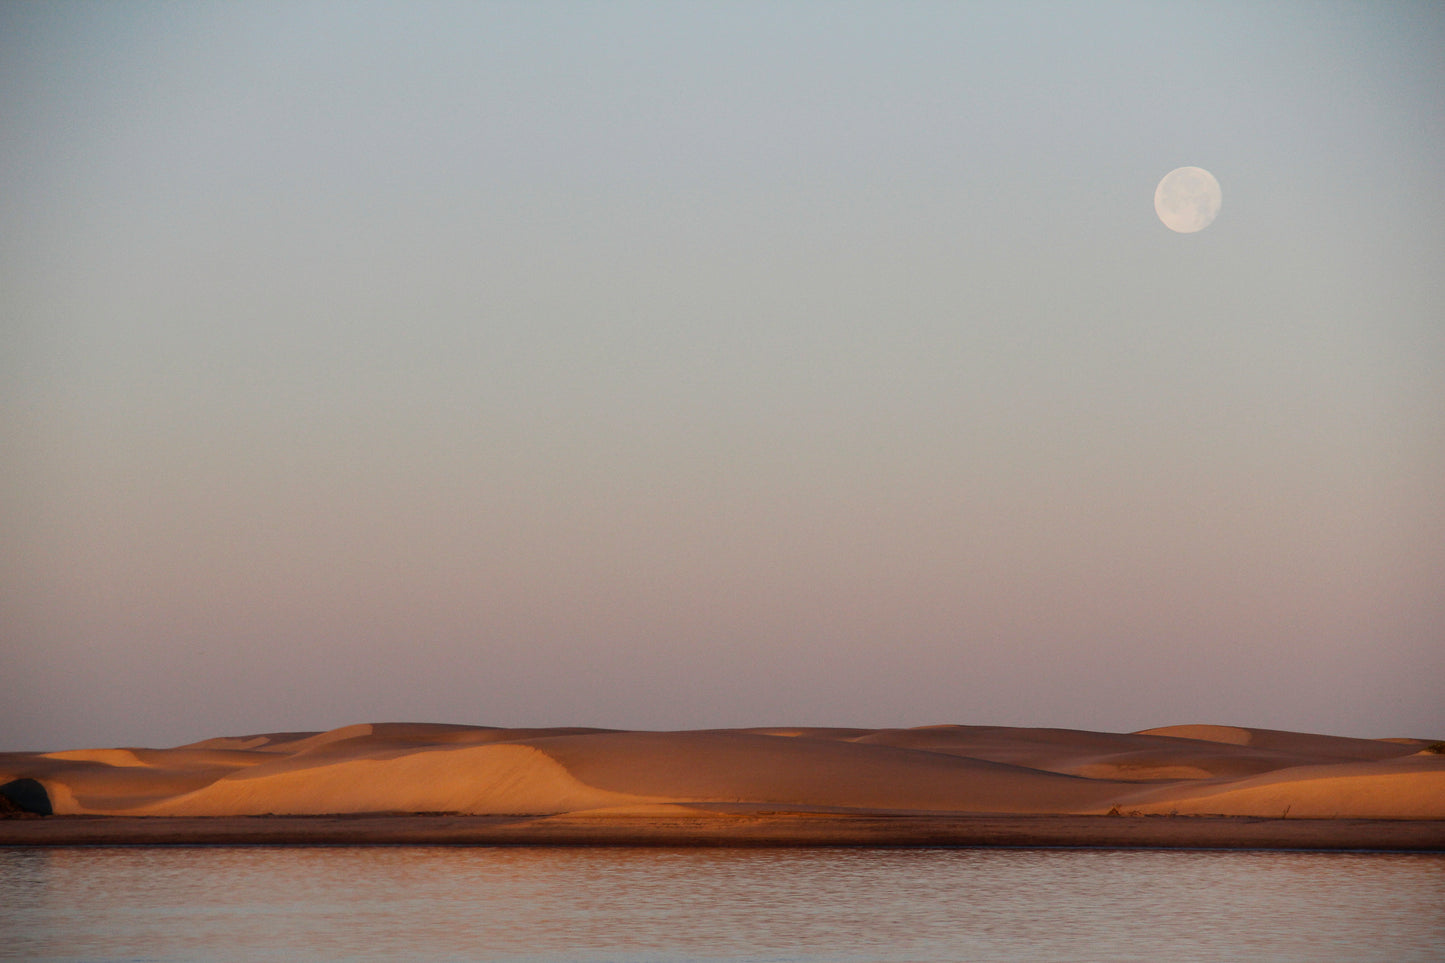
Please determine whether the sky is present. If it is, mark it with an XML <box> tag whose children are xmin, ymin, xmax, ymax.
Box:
<box><xmin>3</xmin><ymin>1</ymin><xmax>1442</xmax><ymax>750</ymax></box>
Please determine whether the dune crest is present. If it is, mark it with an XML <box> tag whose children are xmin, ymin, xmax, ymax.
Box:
<box><xmin>1139</xmin><ymin>724</ymin><xmax>1254</xmax><ymax>746</ymax></box>
<box><xmin>40</xmin><ymin>749</ymin><xmax>149</xmax><ymax>768</ymax></box>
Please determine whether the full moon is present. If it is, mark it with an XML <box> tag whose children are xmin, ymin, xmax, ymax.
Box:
<box><xmin>1154</xmin><ymin>166</ymin><xmax>1222</xmax><ymax>233</ymax></box>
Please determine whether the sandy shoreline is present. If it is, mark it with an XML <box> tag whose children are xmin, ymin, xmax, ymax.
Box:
<box><xmin>4</xmin><ymin>812</ymin><xmax>1443</xmax><ymax>850</ymax></box>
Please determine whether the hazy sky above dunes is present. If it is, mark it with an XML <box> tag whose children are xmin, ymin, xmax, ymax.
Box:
<box><xmin>3</xmin><ymin>1</ymin><xmax>1443</xmax><ymax>750</ymax></box>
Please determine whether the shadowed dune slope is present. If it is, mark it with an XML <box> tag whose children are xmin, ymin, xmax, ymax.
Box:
<box><xmin>847</xmin><ymin>726</ymin><xmax>1344</xmax><ymax>781</ymax></box>
<box><xmin>517</xmin><ymin>729</ymin><xmax>1130</xmax><ymax>813</ymax></box>
<box><xmin>3</xmin><ymin>723</ymin><xmax>1441</xmax><ymax>819</ymax></box>
<box><xmin>1137</xmin><ymin>725</ymin><xmax>1426</xmax><ymax>760</ymax></box>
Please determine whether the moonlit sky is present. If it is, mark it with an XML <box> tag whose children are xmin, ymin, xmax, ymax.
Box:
<box><xmin>3</xmin><ymin>2</ymin><xmax>1442</xmax><ymax>750</ymax></box>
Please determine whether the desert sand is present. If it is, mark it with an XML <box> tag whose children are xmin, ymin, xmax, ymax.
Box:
<box><xmin>3</xmin><ymin>722</ymin><xmax>1442</xmax><ymax>848</ymax></box>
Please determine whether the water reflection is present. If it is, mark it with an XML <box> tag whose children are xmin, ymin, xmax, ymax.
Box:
<box><xmin>2</xmin><ymin>846</ymin><xmax>1442</xmax><ymax>962</ymax></box>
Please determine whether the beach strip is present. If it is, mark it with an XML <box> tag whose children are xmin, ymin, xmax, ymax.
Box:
<box><xmin>3</xmin><ymin>812</ymin><xmax>1442</xmax><ymax>850</ymax></box>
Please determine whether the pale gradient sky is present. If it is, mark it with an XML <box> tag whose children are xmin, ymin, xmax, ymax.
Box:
<box><xmin>3</xmin><ymin>1</ymin><xmax>1442</xmax><ymax>750</ymax></box>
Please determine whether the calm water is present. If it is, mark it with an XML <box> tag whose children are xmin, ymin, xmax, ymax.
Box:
<box><xmin>2</xmin><ymin>847</ymin><xmax>1441</xmax><ymax>962</ymax></box>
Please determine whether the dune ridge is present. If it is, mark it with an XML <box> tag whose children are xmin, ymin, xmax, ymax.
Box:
<box><xmin>2</xmin><ymin>723</ymin><xmax>1440</xmax><ymax>821</ymax></box>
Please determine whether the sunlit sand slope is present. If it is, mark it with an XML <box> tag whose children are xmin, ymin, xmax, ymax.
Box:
<box><xmin>1119</xmin><ymin>756</ymin><xmax>1445</xmax><ymax>819</ymax></box>
<box><xmin>135</xmin><ymin>744</ymin><xmax>664</xmax><ymax>816</ymax></box>
<box><xmin>2</xmin><ymin>723</ymin><xmax>1439</xmax><ymax>819</ymax></box>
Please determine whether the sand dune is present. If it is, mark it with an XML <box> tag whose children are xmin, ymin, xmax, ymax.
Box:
<box><xmin>515</xmin><ymin>729</ymin><xmax>1130</xmax><ymax>813</ymax></box>
<box><xmin>2</xmin><ymin>723</ymin><xmax>1440</xmax><ymax>820</ymax></box>
<box><xmin>1121</xmin><ymin>755</ymin><xmax>1445</xmax><ymax>819</ymax></box>
<box><xmin>136</xmin><ymin>744</ymin><xmax>663</xmax><ymax>817</ymax></box>
<box><xmin>1137</xmin><ymin>724</ymin><xmax>1418</xmax><ymax>760</ymax></box>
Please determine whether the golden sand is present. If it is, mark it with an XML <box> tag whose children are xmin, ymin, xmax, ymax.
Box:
<box><xmin>3</xmin><ymin>723</ymin><xmax>1441</xmax><ymax>847</ymax></box>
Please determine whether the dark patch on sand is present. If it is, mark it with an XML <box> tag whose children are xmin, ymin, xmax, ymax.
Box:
<box><xmin>0</xmin><ymin>778</ymin><xmax>52</xmax><ymax>816</ymax></box>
